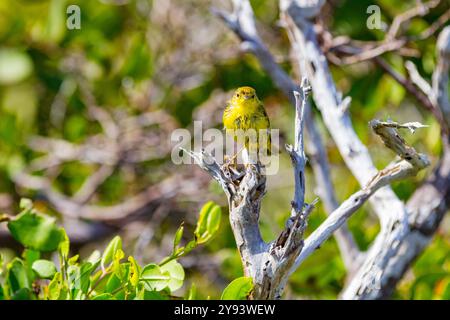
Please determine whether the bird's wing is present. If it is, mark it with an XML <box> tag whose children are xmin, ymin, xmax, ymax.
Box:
<box><xmin>257</xmin><ymin>103</ymin><xmax>271</xmax><ymax>128</ymax></box>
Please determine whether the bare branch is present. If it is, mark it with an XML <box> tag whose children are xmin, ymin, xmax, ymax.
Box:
<box><xmin>285</xmin><ymin>81</ymin><xmax>311</xmax><ymax>215</ymax></box>
<box><xmin>342</xmin><ymin>26</ymin><xmax>450</xmax><ymax>300</ymax></box>
<box><xmin>387</xmin><ymin>0</ymin><xmax>440</xmax><ymax>41</ymax></box>
<box><xmin>374</xmin><ymin>58</ymin><xmax>445</xmax><ymax>130</ymax></box>
<box><xmin>405</xmin><ymin>60</ymin><xmax>433</xmax><ymax>96</ymax></box>
<box><xmin>433</xmin><ymin>26</ymin><xmax>450</xmax><ymax>129</ymax></box>
<box><xmin>73</xmin><ymin>164</ymin><xmax>117</xmax><ymax>204</ymax></box>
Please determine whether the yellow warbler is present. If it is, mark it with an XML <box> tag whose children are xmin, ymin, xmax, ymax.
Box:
<box><xmin>223</xmin><ymin>86</ymin><xmax>271</xmax><ymax>160</ymax></box>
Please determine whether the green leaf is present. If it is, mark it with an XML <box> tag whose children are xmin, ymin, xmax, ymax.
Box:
<box><xmin>173</xmin><ymin>223</ymin><xmax>184</xmax><ymax>251</ymax></box>
<box><xmin>7</xmin><ymin>206</ymin><xmax>63</xmax><ymax>252</ymax></box>
<box><xmin>87</xmin><ymin>250</ymin><xmax>101</xmax><ymax>264</ymax></box>
<box><xmin>140</xmin><ymin>264</ymin><xmax>170</xmax><ymax>291</ymax></box>
<box><xmin>23</xmin><ymin>249</ymin><xmax>40</xmax><ymax>266</ymax></box>
<box><xmin>160</xmin><ymin>260</ymin><xmax>185</xmax><ymax>292</ymax></box>
<box><xmin>59</xmin><ymin>229</ymin><xmax>70</xmax><ymax>259</ymax></box>
<box><xmin>101</xmin><ymin>236</ymin><xmax>122</xmax><ymax>271</ymax></box>
<box><xmin>221</xmin><ymin>277</ymin><xmax>253</xmax><ymax>300</ymax></box>
<box><xmin>46</xmin><ymin>0</ymin><xmax>67</xmax><ymax>42</ymax></box>
<box><xmin>184</xmin><ymin>240</ymin><xmax>197</xmax><ymax>254</ymax></box>
<box><xmin>68</xmin><ymin>255</ymin><xmax>79</xmax><ymax>265</ymax></box>
<box><xmin>32</xmin><ymin>260</ymin><xmax>57</xmax><ymax>279</ymax></box>
<box><xmin>0</xmin><ymin>48</ymin><xmax>33</xmax><ymax>85</ymax></box>
<box><xmin>92</xmin><ymin>293</ymin><xmax>116</xmax><ymax>300</ymax></box>
<box><xmin>11</xmin><ymin>288</ymin><xmax>32</xmax><ymax>300</ymax></box>
<box><xmin>128</xmin><ymin>256</ymin><xmax>141</xmax><ymax>287</ymax></box>
<box><xmin>105</xmin><ymin>273</ymin><xmax>122</xmax><ymax>294</ymax></box>
<box><xmin>78</xmin><ymin>262</ymin><xmax>94</xmax><ymax>295</ymax></box>
<box><xmin>194</xmin><ymin>201</ymin><xmax>221</xmax><ymax>244</ymax></box>
<box><xmin>112</xmin><ymin>249</ymin><xmax>125</xmax><ymax>278</ymax></box>
<box><xmin>47</xmin><ymin>272</ymin><xmax>68</xmax><ymax>300</ymax></box>
<box><xmin>187</xmin><ymin>283</ymin><xmax>197</xmax><ymax>300</ymax></box>
<box><xmin>143</xmin><ymin>290</ymin><xmax>169</xmax><ymax>300</ymax></box>
<box><xmin>6</xmin><ymin>258</ymin><xmax>30</xmax><ymax>294</ymax></box>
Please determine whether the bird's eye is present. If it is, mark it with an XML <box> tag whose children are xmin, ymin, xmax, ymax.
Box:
<box><xmin>251</xmin><ymin>95</ymin><xmax>255</xmax><ymax>98</ymax></box>
<box><xmin>236</xmin><ymin>93</ymin><xmax>240</xmax><ymax>97</ymax></box>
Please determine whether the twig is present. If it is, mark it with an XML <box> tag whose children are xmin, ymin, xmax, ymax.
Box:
<box><xmin>387</xmin><ymin>0</ymin><xmax>440</xmax><ymax>40</ymax></box>
<box><xmin>374</xmin><ymin>57</ymin><xmax>446</xmax><ymax>132</ymax></box>
<box><xmin>73</xmin><ymin>164</ymin><xmax>117</xmax><ymax>204</ymax></box>
<box><xmin>405</xmin><ymin>60</ymin><xmax>433</xmax><ymax>96</ymax></box>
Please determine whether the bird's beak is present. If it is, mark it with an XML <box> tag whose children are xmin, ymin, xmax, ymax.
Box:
<box><xmin>244</xmin><ymin>95</ymin><xmax>251</xmax><ymax>100</ymax></box>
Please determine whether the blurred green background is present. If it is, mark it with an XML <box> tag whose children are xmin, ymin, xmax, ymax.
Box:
<box><xmin>0</xmin><ymin>0</ymin><xmax>449</xmax><ymax>299</ymax></box>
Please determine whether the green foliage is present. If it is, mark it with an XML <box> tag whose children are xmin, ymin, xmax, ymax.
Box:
<box><xmin>0</xmin><ymin>200</ymin><xmax>223</xmax><ymax>300</ymax></box>
<box><xmin>221</xmin><ymin>277</ymin><xmax>254</xmax><ymax>300</ymax></box>
<box><xmin>7</xmin><ymin>199</ymin><xmax>64</xmax><ymax>252</ymax></box>
<box><xmin>32</xmin><ymin>260</ymin><xmax>57</xmax><ymax>279</ymax></box>
<box><xmin>194</xmin><ymin>201</ymin><xmax>222</xmax><ymax>244</ymax></box>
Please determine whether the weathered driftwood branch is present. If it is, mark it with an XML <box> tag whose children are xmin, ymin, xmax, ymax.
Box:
<box><xmin>433</xmin><ymin>27</ymin><xmax>450</xmax><ymax>129</ymax></box>
<box><xmin>342</xmin><ymin>26</ymin><xmax>450</xmax><ymax>299</ymax></box>
<box><xmin>214</xmin><ymin>0</ymin><xmax>447</xmax><ymax>299</ymax></box>
<box><xmin>213</xmin><ymin>0</ymin><xmax>360</xmax><ymax>271</ymax></box>
<box><xmin>282</xmin><ymin>0</ymin><xmax>407</xmax><ymax>225</ymax></box>
<box><xmin>280</xmin><ymin>0</ymin><xmax>438</xmax><ymax>299</ymax></box>
<box><xmin>289</xmin><ymin>120</ymin><xmax>429</xmax><ymax>275</ymax></box>
<box><xmin>186</xmin><ymin>101</ymin><xmax>429</xmax><ymax>299</ymax></box>
<box><xmin>184</xmin><ymin>81</ymin><xmax>314</xmax><ymax>299</ymax></box>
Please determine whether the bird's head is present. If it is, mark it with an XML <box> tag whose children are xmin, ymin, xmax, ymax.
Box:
<box><xmin>231</xmin><ymin>86</ymin><xmax>260</xmax><ymax>107</ymax></box>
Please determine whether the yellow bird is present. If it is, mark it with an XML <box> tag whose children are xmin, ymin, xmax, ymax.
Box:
<box><xmin>223</xmin><ymin>86</ymin><xmax>271</xmax><ymax>163</ymax></box>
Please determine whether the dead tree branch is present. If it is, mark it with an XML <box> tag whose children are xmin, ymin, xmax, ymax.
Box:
<box><xmin>214</xmin><ymin>0</ymin><xmax>361</xmax><ymax>271</ymax></box>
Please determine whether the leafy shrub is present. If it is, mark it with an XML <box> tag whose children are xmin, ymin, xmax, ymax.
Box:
<box><xmin>0</xmin><ymin>199</ymin><xmax>250</xmax><ymax>300</ymax></box>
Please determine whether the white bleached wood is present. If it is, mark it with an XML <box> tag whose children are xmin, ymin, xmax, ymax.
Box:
<box><xmin>432</xmin><ymin>26</ymin><xmax>450</xmax><ymax>128</ymax></box>
<box><xmin>214</xmin><ymin>0</ymin><xmax>361</xmax><ymax>271</ymax></box>
<box><xmin>184</xmin><ymin>81</ymin><xmax>317</xmax><ymax>300</ymax></box>
<box><xmin>342</xmin><ymin>26</ymin><xmax>450</xmax><ymax>299</ymax></box>
<box><xmin>289</xmin><ymin>120</ymin><xmax>429</xmax><ymax>275</ymax></box>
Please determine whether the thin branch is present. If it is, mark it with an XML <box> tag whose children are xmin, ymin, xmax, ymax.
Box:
<box><xmin>73</xmin><ymin>164</ymin><xmax>117</xmax><ymax>204</ymax></box>
<box><xmin>413</xmin><ymin>7</ymin><xmax>450</xmax><ymax>41</ymax></box>
<box><xmin>374</xmin><ymin>57</ymin><xmax>446</xmax><ymax>131</ymax></box>
<box><xmin>405</xmin><ymin>60</ymin><xmax>433</xmax><ymax>96</ymax></box>
<box><xmin>387</xmin><ymin>0</ymin><xmax>440</xmax><ymax>40</ymax></box>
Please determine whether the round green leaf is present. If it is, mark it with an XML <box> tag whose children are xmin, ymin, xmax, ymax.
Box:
<box><xmin>160</xmin><ymin>260</ymin><xmax>185</xmax><ymax>292</ymax></box>
<box><xmin>140</xmin><ymin>264</ymin><xmax>170</xmax><ymax>291</ymax></box>
<box><xmin>32</xmin><ymin>260</ymin><xmax>57</xmax><ymax>279</ymax></box>
<box><xmin>221</xmin><ymin>277</ymin><xmax>253</xmax><ymax>300</ymax></box>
